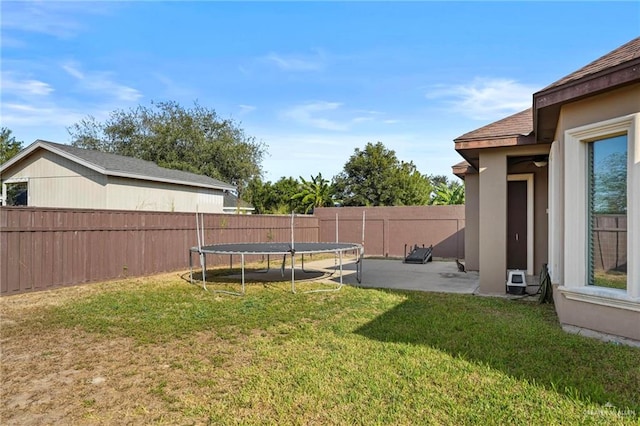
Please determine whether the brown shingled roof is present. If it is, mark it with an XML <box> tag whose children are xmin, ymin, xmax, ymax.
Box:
<box><xmin>454</xmin><ymin>108</ymin><xmax>532</xmax><ymax>142</ymax></box>
<box><xmin>541</xmin><ymin>37</ymin><xmax>640</xmax><ymax>91</ymax></box>
<box><xmin>534</xmin><ymin>36</ymin><xmax>640</xmax><ymax>143</ymax></box>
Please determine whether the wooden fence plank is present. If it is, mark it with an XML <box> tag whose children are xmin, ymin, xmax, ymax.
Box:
<box><xmin>1</xmin><ymin>206</ymin><xmax>466</xmax><ymax>295</ymax></box>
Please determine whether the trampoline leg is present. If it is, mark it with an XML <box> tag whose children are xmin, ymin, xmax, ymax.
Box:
<box><xmin>291</xmin><ymin>253</ymin><xmax>296</xmax><ymax>294</ymax></box>
<box><xmin>339</xmin><ymin>250</ymin><xmax>343</xmax><ymax>286</ymax></box>
<box><xmin>189</xmin><ymin>250</ymin><xmax>192</xmax><ymax>282</ymax></box>
<box><xmin>281</xmin><ymin>255</ymin><xmax>286</xmax><ymax>277</ymax></box>
<box><xmin>241</xmin><ymin>253</ymin><xmax>245</xmax><ymax>295</ymax></box>
<box><xmin>356</xmin><ymin>249</ymin><xmax>363</xmax><ymax>284</ymax></box>
<box><xmin>200</xmin><ymin>252</ymin><xmax>207</xmax><ymax>291</ymax></box>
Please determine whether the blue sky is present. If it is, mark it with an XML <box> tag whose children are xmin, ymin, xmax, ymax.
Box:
<box><xmin>1</xmin><ymin>1</ymin><xmax>639</xmax><ymax>183</ymax></box>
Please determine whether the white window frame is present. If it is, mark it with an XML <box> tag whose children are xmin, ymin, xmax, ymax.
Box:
<box><xmin>1</xmin><ymin>177</ymin><xmax>29</xmax><ymax>207</ymax></box>
<box><xmin>561</xmin><ymin>113</ymin><xmax>640</xmax><ymax>310</ymax></box>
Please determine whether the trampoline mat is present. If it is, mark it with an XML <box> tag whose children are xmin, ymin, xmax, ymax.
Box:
<box><xmin>195</xmin><ymin>242</ymin><xmax>361</xmax><ymax>255</ymax></box>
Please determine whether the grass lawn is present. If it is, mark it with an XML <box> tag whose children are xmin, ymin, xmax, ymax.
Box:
<box><xmin>1</xmin><ymin>270</ymin><xmax>639</xmax><ymax>425</ymax></box>
<box><xmin>594</xmin><ymin>270</ymin><xmax>627</xmax><ymax>290</ymax></box>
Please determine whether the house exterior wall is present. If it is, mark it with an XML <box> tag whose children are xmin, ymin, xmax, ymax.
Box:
<box><xmin>534</xmin><ymin>170</ymin><xmax>549</xmax><ymax>275</ymax></box>
<box><xmin>1</xmin><ymin>151</ymin><xmax>226</xmax><ymax>213</ymax></box>
<box><xmin>477</xmin><ymin>145</ymin><xmax>550</xmax><ymax>294</ymax></box>
<box><xmin>550</xmin><ymin>84</ymin><xmax>640</xmax><ymax>342</ymax></box>
<box><xmin>478</xmin><ymin>151</ymin><xmax>507</xmax><ymax>294</ymax></box>
<box><xmin>106</xmin><ymin>177</ymin><xmax>225</xmax><ymax>213</ymax></box>
<box><xmin>507</xmin><ymin>159</ymin><xmax>550</xmax><ymax>275</ymax></box>
<box><xmin>1</xmin><ymin>150</ymin><xmax>108</xmax><ymax>208</ymax></box>
<box><xmin>463</xmin><ymin>173</ymin><xmax>479</xmax><ymax>271</ymax></box>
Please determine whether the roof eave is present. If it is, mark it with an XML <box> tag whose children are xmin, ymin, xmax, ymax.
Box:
<box><xmin>454</xmin><ymin>134</ymin><xmax>536</xmax><ymax>150</ymax></box>
<box><xmin>1</xmin><ymin>140</ymin><xmax>107</xmax><ymax>175</ymax></box>
<box><xmin>1</xmin><ymin>140</ymin><xmax>236</xmax><ymax>192</ymax></box>
<box><xmin>105</xmin><ymin>170</ymin><xmax>235</xmax><ymax>191</ymax></box>
<box><xmin>451</xmin><ymin>161</ymin><xmax>475</xmax><ymax>179</ymax></box>
<box><xmin>533</xmin><ymin>58</ymin><xmax>640</xmax><ymax>143</ymax></box>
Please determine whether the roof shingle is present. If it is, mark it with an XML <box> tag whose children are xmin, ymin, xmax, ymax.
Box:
<box><xmin>35</xmin><ymin>140</ymin><xmax>235</xmax><ymax>190</ymax></box>
<box><xmin>454</xmin><ymin>108</ymin><xmax>533</xmax><ymax>142</ymax></box>
<box><xmin>541</xmin><ymin>37</ymin><xmax>640</xmax><ymax>91</ymax></box>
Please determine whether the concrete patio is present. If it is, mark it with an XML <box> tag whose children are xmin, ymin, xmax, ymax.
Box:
<box><xmin>308</xmin><ymin>257</ymin><xmax>480</xmax><ymax>294</ymax></box>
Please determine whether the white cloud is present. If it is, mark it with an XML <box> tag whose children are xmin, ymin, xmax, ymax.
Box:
<box><xmin>1</xmin><ymin>74</ymin><xmax>54</xmax><ymax>96</ymax></box>
<box><xmin>152</xmin><ymin>73</ymin><xmax>197</xmax><ymax>100</ymax></box>
<box><xmin>1</xmin><ymin>102</ymin><xmax>91</xmax><ymax>128</ymax></box>
<box><xmin>282</xmin><ymin>101</ymin><xmax>347</xmax><ymax>131</ymax></box>
<box><xmin>264</xmin><ymin>51</ymin><xmax>325</xmax><ymax>72</ymax></box>
<box><xmin>61</xmin><ymin>62</ymin><xmax>143</xmax><ymax>102</ymax></box>
<box><xmin>0</xmin><ymin>36</ymin><xmax>27</xmax><ymax>49</ymax></box>
<box><xmin>426</xmin><ymin>77</ymin><xmax>536</xmax><ymax>120</ymax></box>
<box><xmin>61</xmin><ymin>63</ymin><xmax>85</xmax><ymax>79</ymax></box>
<box><xmin>1</xmin><ymin>61</ymin><xmax>142</xmax><ymax>144</ymax></box>
<box><xmin>281</xmin><ymin>101</ymin><xmax>399</xmax><ymax>132</ymax></box>
<box><xmin>1</xmin><ymin>1</ymin><xmax>118</xmax><ymax>39</ymax></box>
<box><xmin>238</xmin><ymin>104</ymin><xmax>257</xmax><ymax>115</ymax></box>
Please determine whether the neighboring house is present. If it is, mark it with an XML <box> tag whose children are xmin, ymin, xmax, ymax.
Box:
<box><xmin>222</xmin><ymin>191</ymin><xmax>255</xmax><ymax>214</ymax></box>
<box><xmin>453</xmin><ymin>37</ymin><xmax>639</xmax><ymax>344</ymax></box>
<box><xmin>0</xmin><ymin>140</ymin><xmax>236</xmax><ymax>213</ymax></box>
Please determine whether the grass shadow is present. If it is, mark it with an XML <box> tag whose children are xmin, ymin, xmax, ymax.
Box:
<box><xmin>353</xmin><ymin>290</ymin><xmax>640</xmax><ymax>413</ymax></box>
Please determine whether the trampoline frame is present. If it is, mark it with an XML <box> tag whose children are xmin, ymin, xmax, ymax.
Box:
<box><xmin>189</xmin><ymin>211</ymin><xmax>365</xmax><ymax>295</ymax></box>
<box><xmin>189</xmin><ymin>242</ymin><xmax>363</xmax><ymax>295</ymax></box>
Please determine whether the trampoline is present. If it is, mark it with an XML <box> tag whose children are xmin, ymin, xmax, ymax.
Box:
<box><xmin>189</xmin><ymin>242</ymin><xmax>363</xmax><ymax>295</ymax></box>
<box><xmin>189</xmin><ymin>211</ymin><xmax>365</xmax><ymax>295</ymax></box>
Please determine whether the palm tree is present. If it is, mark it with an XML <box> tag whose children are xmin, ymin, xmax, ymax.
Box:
<box><xmin>291</xmin><ymin>173</ymin><xmax>335</xmax><ymax>213</ymax></box>
<box><xmin>431</xmin><ymin>182</ymin><xmax>465</xmax><ymax>205</ymax></box>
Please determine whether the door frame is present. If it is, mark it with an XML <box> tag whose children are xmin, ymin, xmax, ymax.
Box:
<box><xmin>507</xmin><ymin>173</ymin><xmax>534</xmax><ymax>275</ymax></box>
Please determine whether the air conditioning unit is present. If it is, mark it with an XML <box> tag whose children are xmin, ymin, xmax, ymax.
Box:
<box><xmin>506</xmin><ymin>270</ymin><xmax>527</xmax><ymax>295</ymax></box>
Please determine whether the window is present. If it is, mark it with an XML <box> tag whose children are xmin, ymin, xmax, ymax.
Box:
<box><xmin>563</xmin><ymin>113</ymin><xmax>639</xmax><ymax>306</ymax></box>
<box><xmin>587</xmin><ymin>135</ymin><xmax>627</xmax><ymax>290</ymax></box>
<box><xmin>4</xmin><ymin>181</ymin><xmax>28</xmax><ymax>206</ymax></box>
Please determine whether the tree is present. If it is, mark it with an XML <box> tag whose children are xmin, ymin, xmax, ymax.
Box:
<box><xmin>430</xmin><ymin>181</ymin><xmax>465</xmax><ymax>205</ymax></box>
<box><xmin>594</xmin><ymin>151</ymin><xmax>626</xmax><ymax>214</ymax></box>
<box><xmin>332</xmin><ymin>142</ymin><xmax>432</xmax><ymax>206</ymax></box>
<box><xmin>0</xmin><ymin>128</ymin><xmax>23</xmax><ymax>164</ymax></box>
<box><xmin>428</xmin><ymin>174</ymin><xmax>449</xmax><ymax>188</ymax></box>
<box><xmin>291</xmin><ymin>173</ymin><xmax>336</xmax><ymax>214</ymax></box>
<box><xmin>67</xmin><ymin>101</ymin><xmax>266</xmax><ymax>195</ymax></box>
<box><xmin>244</xmin><ymin>176</ymin><xmax>303</xmax><ymax>214</ymax></box>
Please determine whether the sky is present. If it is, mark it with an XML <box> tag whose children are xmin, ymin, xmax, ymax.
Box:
<box><xmin>1</xmin><ymin>1</ymin><xmax>639</xmax><ymax>183</ymax></box>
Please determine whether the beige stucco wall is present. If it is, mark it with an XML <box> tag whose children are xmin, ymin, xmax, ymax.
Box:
<box><xmin>1</xmin><ymin>150</ymin><xmax>108</xmax><ymax>208</ymax></box>
<box><xmin>508</xmin><ymin>158</ymin><xmax>549</xmax><ymax>275</ymax></box>
<box><xmin>555</xmin><ymin>84</ymin><xmax>640</xmax><ymax>135</ymax></box>
<box><xmin>477</xmin><ymin>145</ymin><xmax>551</xmax><ymax>294</ymax></box>
<box><xmin>550</xmin><ymin>83</ymin><xmax>640</xmax><ymax>343</ymax></box>
<box><xmin>463</xmin><ymin>173</ymin><xmax>479</xmax><ymax>271</ymax></box>
<box><xmin>1</xmin><ymin>151</ymin><xmax>226</xmax><ymax>213</ymax></box>
<box><xmin>478</xmin><ymin>151</ymin><xmax>507</xmax><ymax>294</ymax></box>
<box><xmin>106</xmin><ymin>177</ymin><xmax>224</xmax><ymax>213</ymax></box>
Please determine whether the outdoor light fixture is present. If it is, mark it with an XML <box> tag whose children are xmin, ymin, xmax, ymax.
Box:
<box><xmin>533</xmin><ymin>156</ymin><xmax>548</xmax><ymax>168</ymax></box>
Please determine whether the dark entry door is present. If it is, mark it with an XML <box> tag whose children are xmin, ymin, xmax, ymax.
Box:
<box><xmin>507</xmin><ymin>180</ymin><xmax>527</xmax><ymax>270</ymax></box>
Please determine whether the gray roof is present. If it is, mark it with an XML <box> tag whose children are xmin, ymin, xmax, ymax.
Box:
<box><xmin>2</xmin><ymin>140</ymin><xmax>236</xmax><ymax>191</ymax></box>
<box><xmin>223</xmin><ymin>192</ymin><xmax>254</xmax><ymax>210</ymax></box>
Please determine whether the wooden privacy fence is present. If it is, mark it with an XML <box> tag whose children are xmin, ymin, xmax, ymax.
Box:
<box><xmin>592</xmin><ymin>214</ymin><xmax>627</xmax><ymax>272</ymax></box>
<box><xmin>0</xmin><ymin>208</ymin><xmax>318</xmax><ymax>295</ymax></box>
<box><xmin>1</xmin><ymin>205</ymin><xmax>465</xmax><ymax>295</ymax></box>
<box><xmin>315</xmin><ymin>205</ymin><xmax>465</xmax><ymax>259</ymax></box>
